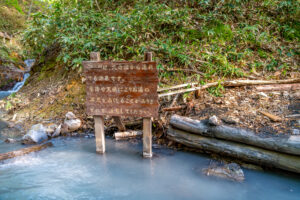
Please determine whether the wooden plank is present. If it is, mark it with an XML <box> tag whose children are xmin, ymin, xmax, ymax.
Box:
<box><xmin>83</xmin><ymin>60</ymin><xmax>159</xmax><ymax>117</ymax></box>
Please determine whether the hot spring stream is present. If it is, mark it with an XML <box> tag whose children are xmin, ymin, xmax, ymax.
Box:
<box><xmin>0</xmin><ymin>136</ymin><xmax>300</xmax><ymax>200</ymax></box>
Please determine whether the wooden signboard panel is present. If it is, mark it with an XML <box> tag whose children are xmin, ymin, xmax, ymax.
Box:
<box><xmin>82</xmin><ymin>61</ymin><xmax>159</xmax><ymax>118</ymax></box>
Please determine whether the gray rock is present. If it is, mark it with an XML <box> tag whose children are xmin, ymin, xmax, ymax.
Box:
<box><xmin>62</xmin><ymin>118</ymin><xmax>81</xmax><ymax>133</ymax></box>
<box><xmin>5</xmin><ymin>138</ymin><xmax>17</xmax><ymax>143</ymax></box>
<box><xmin>203</xmin><ymin>163</ymin><xmax>245</xmax><ymax>182</ymax></box>
<box><xmin>292</xmin><ymin>129</ymin><xmax>300</xmax><ymax>135</ymax></box>
<box><xmin>221</xmin><ymin>116</ymin><xmax>239</xmax><ymax>125</ymax></box>
<box><xmin>22</xmin><ymin>124</ymin><xmax>48</xmax><ymax>144</ymax></box>
<box><xmin>52</xmin><ymin>124</ymin><xmax>61</xmax><ymax>137</ymax></box>
<box><xmin>292</xmin><ymin>91</ymin><xmax>300</xmax><ymax>100</ymax></box>
<box><xmin>65</xmin><ymin>112</ymin><xmax>77</xmax><ymax>120</ymax></box>
<box><xmin>208</xmin><ymin>115</ymin><xmax>221</xmax><ymax>126</ymax></box>
<box><xmin>45</xmin><ymin>124</ymin><xmax>58</xmax><ymax>136</ymax></box>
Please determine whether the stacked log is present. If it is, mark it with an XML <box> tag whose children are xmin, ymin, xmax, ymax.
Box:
<box><xmin>167</xmin><ymin>115</ymin><xmax>300</xmax><ymax>173</ymax></box>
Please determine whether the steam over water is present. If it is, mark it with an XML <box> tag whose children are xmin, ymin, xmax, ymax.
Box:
<box><xmin>0</xmin><ymin>137</ymin><xmax>299</xmax><ymax>200</ymax></box>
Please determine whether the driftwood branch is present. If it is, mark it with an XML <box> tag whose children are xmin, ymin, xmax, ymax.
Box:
<box><xmin>169</xmin><ymin>115</ymin><xmax>300</xmax><ymax>156</ymax></box>
<box><xmin>0</xmin><ymin>142</ymin><xmax>53</xmax><ymax>161</ymax></box>
<box><xmin>255</xmin><ymin>83</ymin><xmax>300</xmax><ymax>91</ymax></box>
<box><xmin>159</xmin><ymin>78</ymin><xmax>300</xmax><ymax>97</ymax></box>
<box><xmin>168</xmin><ymin>127</ymin><xmax>300</xmax><ymax>174</ymax></box>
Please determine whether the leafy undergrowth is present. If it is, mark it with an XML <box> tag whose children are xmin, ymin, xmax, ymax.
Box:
<box><xmin>22</xmin><ymin>0</ymin><xmax>299</xmax><ymax>88</ymax></box>
<box><xmin>0</xmin><ymin>0</ymin><xmax>46</xmax><ymax>66</ymax></box>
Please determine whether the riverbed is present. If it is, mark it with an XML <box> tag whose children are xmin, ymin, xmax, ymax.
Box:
<box><xmin>0</xmin><ymin>136</ymin><xmax>300</xmax><ymax>200</ymax></box>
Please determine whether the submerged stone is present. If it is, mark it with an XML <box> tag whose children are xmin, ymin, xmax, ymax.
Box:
<box><xmin>22</xmin><ymin>124</ymin><xmax>48</xmax><ymax>144</ymax></box>
<box><xmin>203</xmin><ymin>162</ymin><xmax>245</xmax><ymax>182</ymax></box>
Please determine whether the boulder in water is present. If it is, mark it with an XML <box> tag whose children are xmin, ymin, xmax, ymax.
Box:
<box><xmin>203</xmin><ymin>162</ymin><xmax>245</xmax><ymax>182</ymax></box>
<box><xmin>22</xmin><ymin>124</ymin><xmax>48</xmax><ymax>144</ymax></box>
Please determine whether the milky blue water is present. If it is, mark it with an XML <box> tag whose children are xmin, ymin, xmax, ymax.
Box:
<box><xmin>0</xmin><ymin>137</ymin><xmax>300</xmax><ymax>200</ymax></box>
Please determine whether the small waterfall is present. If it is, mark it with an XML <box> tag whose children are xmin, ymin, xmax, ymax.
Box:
<box><xmin>0</xmin><ymin>59</ymin><xmax>35</xmax><ymax>99</ymax></box>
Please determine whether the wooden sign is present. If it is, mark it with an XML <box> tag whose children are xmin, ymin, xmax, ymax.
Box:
<box><xmin>82</xmin><ymin>61</ymin><xmax>159</xmax><ymax>118</ymax></box>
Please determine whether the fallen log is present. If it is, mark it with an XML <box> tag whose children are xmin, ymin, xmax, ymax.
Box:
<box><xmin>114</xmin><ymin>130</ymin><xmax>142</xmax><ymax>140</ymax></box>
<box><xmin>168</xmin><ymin>127</ymin><xmax>300</xmax><ymax>174</ymax></box>
<box><xmin>170</xmin><ymin>115</ymin><xmax>300</xmax><ymax>156</ymax></box>
<box><xmin>159</xmin><ymin>78</ymin><xmax>300</xmax><ymax>97</ymax></box>
<box><xmin>0</xmin><ymin>142</ymin><xmax>53</xmax><ymax>161</ymax></box>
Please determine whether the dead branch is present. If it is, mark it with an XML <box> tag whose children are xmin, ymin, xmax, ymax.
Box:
<box><xmin>158</xmin><ymin>82</ymin><xmax>198</xmax><ymax>92</ymax></box>
<box><xmin>159</xmin><ymin>78</ymin><xmax>300</xmax><ymax>98</ymax></box>
<box><xmin>259</xmin><ymin>111</ymin><xmax>282</xmax><ymax>122</ymax></box>
<box><xmin>162</xmin><ymin>106</ymin><xmax>184</xmax><ymax>112</ymax></box>
<box><xmin>255</xmin><ymin>83</ymin><xmax>300</xmax><ymax>92</ymax></box>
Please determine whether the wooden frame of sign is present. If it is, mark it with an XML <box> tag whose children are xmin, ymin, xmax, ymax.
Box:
<box><xmin>83</xmin><ymin>52</ymin><xmax>158</xmax><ymax>158</ymax></box>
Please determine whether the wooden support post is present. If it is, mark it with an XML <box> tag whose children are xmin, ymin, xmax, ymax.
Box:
<box><xmin>91</xmin><ymin>52</ymin><xmax>105</xmax><ymax>153</ymax></box>
<box><xmin>143</xmin><ymin>118</ymin><xmax>153</xmax><ymax>157</ymax></box>
<box><xmin>143</xmin><ymin>51</ymin><xmax>153</xmax><ymax>158</ymax></box>
<box><xmin>94</xmin><ymin>115</ymin><xmax>105</xmax><ymax>153</ymax></box>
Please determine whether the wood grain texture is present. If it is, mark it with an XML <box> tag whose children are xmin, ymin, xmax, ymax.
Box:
<box><xmin>168</xmin><ymin>127</ymin><xmax>300</xmax><ymax>174</ymax></box>
<box><xmin>83</xmin><ymin>61</ymin><xmax>159</xmax><ymax>117</ymax></box>
<box><xmin>169</xmin><ymin>114</ymin><xmax>300</xmax><ymax>156</ymax></box>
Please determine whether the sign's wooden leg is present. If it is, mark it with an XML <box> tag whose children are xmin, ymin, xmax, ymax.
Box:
<box><xmin>113</xmin><ymin>116</ymin><xmax>126</xmax><ymax>131</ymax></box>
<box><xmin>94</xmin><ymin>115</ymin><xmax>105</xmax><ymax>153</ymax></box>
<box><xmin>143</xmin><ymin>117</ymin><xmax>152</xmax><ymax>158</ymax></box>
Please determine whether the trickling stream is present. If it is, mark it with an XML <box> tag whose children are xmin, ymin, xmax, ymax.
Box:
<box><xmin>0</xmin><ymin>59</ymin><xmax>35</xmax><ymax>99</ymax></box>
<box><xmin>0</xmin><ymin>137</ymin><xmax>300</xmax><ymax>200</ymax></box>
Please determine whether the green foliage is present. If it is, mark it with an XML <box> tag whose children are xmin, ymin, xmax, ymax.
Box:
<box><xmin>207</xmin><ymin>82</ymin><xmax>225</xmax><ymax>97</ymax></box>
<box><xmin>22</xmin><ymin>0</ymin><xmax>300</xmax><ymax>81</ymax></box>
<box><xmin>4</xmin><ymin>0</ymin><xmax>23</xmax><ymax>13</ymax></box>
